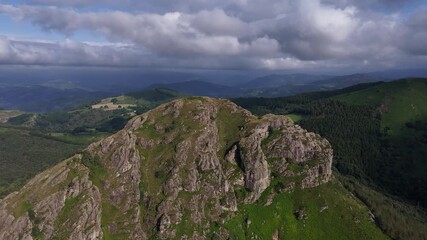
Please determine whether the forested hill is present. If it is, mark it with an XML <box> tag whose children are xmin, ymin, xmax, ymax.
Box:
<box><xmin>232</xmin><ymin>78</ymin><xmax>427</xmax><ymax>240</ymax></box>
<box><xmin>331</xmin><ymin>78</ymin><xmax>427</xmax><ymax>208</ymax></box>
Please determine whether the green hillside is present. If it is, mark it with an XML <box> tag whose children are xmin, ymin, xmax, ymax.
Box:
<box><xmin>232</xmin><ymin>79</ymin><xmax>427</xmax><ymax>239</ymax></box>
<box><xmin>334</xmin><ymin>78</ymin><xmax>427</xmax><ymax>136</ymax></box>
<box><xmin>333</xmin><ymin>79</ymin><xmax>427</xmax><ymax>205</ymax></box>
<box><xmin>126</xmin><ymin>87</ymin><xmax>185</xmax><ymax>102</ymax></box>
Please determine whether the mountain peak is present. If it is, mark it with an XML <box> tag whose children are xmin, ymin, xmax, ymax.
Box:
<box><xmin>0</xmin><ymin>97</ymin><xmax>332</xmax><ymax>239</ymax></box>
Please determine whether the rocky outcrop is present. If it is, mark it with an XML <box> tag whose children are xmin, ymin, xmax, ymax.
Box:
<box><xmin>0</xmin><ymin>97</ymin><xmax>333</xmax><ymax>239</ymax></box>
<box><xmin>0</xmin><ymin>157</ymin><xmax>103</xmax><ymax>240</ymax></box>
<box><xmin>239</xmin><ymin>123</ymin><xmax>271</xmax><ymax>203</ymax></box>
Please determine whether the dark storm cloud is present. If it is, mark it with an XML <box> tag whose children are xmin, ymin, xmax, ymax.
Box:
<box><xmin>0</xmin><ymin>0</ymin><xmax>426</xmax><ymax>70</ymax></box>
<box><xmin>321</xmin><ymin>0</ymin><xmax>419</xmax><ymax>9</ymax></box>
<box><xmin>0</xmin><ymin>36</ymin><xmax>280</xmax><ymax>69</ymax></box>
<box><xmin>398</xmin><ymin>9</ymin><xmax>427</xmax><ymax>55</ymax></box>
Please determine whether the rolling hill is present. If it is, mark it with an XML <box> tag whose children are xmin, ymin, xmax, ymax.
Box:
<box><xmin>242</xmin><ymin>74</ymin><xmax>386</xmax><ymax>98</ymax></box>
<box><xmin>312</xmin><ymin>74</ymin><xmax>385</xmax><ymax>90</ymax></box>
<box><xmin>147</xmin><ymin>80</ymin><xmax>243</xmax><ymax>97</ymax></box>
<box><xmin>334</xmin><ymin>78</ymin><xmax>427</xmax><ymax>136</ymax></box>
<box><xmin>126</xmin><ymin>87</ymin><xmax>186</xmax><ymax>103</ymax></box>
<box><xmin>242</xmin><ymin>74</ymin><xmax>329</xmax><ymax>89</ymax></box>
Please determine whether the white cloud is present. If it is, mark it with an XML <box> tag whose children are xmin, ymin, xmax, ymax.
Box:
<box><xmin>0</xmin><ymin>1</ymin><xmax>426</xmax><ymax>70</ymax></box>
<box><xmin>189</xmin><ymin>9</ymin><xmax>249</xmax><ymax>37</ymax></box>
<box><xmin>260</xmin><ymin>57</ymin><xmax>311</xmax><ymax>70</ymax></box>
<box><xmin>301</xmin><ymin>0</ymin><xmax>358</xmax><ymax>42</ymax></box>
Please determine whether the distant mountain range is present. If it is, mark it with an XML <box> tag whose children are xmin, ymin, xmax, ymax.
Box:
<box><xmin>148</xmin><ymin>73</ymin><xmax>387</xmax><ymax>98</ymax></box>
<box><xmin>241</xmin><ymin>74</ymin><xmax>329</xmax><ymax>89</ymax></box>
<box><xmin>311</xmin><ymin>73</ymin><xmax>385</xmax><ymax>89</ymax></box>
<box><xmin>1</xmin><ymin>68</ymin><xmax>426</xmax><ymax>112</ymax></box>
<box><xmin>146</xmin><ymin>80</ymin><xmax>243</xmax><ymax>98</ymax></box>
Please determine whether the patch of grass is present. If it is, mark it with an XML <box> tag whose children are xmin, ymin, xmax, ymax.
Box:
<box><xmin>52</xmin><ymin>194</ymin><xmax>85</xmax><ymax>239</ymax></box>
<box><xmin>81</xmin><ymin>152</ymin><xmax>106</xmax><ymax>188</ymax></box>
<box><xmin>185</xmin><ymin>96</ymin><xmax>206</xmax><ymax>101</ymax></box>
<box><xmin>13</xmin><ymin>201</ymin><xmax>32</xmax><ymax>218</ymax></box>
<box><xmin>175</xmin><ymin>213</ymin><xmax>200</xmax><ymax>238</ymax></box>
<box><xmin>100</xmin><ymin>201</ymin><xmax>129</xmax><ymax>240</ymax></box>
<box><xmin>139</xmin><ymin>144</ymin><xmax>174</xmax><ymax>196</ymax></box>
<box><xmin>31</xmin><ymin>225</ymin><xmax>43</xmax><ymax>240</ymax></box>
<box><xmin>286</xmin><ymin>114</ymin><xmax>303</xmax><ymax>123</ymax></box>
<box><xmin>0</xmin><ymin>127</ymin><xmax>9</xmax><ymax>133</ymax></box>
<box><xmin>261</xmin><ymin>128</ymin><xmax>282</xmax><ymax>148</ymax></box>
<box><xmin>216</xmin><ymin>106</ymin><xmax>247</xmax><ymax>158</ymax></box>
<box><xmin>224</xmin><ymin>179</ymin><xmax>389</xmax><ymax>240</ymax></box>
<box><xmin>59</xmin><ymin>195</ymin><xmax>81</xmax><ymax>219</ymax></box>
<box><xmin>136</xmin><ymin>122</ymin><xmax>159</xmax><ymax>139</ymax></box>
<box><xmin>287</xmin><ymin>162</ymin><xmax>305</xmax><ymax>173</ymax></box>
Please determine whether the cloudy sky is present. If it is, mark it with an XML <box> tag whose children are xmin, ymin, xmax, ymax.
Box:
<box><xmin>0</xmin><ymin>0</ymin><xmax>426</xmax><ymax>73</ymax></box>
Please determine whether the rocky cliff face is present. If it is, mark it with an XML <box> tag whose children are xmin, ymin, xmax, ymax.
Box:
<box><xmin>0</xmin><ymin>97</ymin><xmax>332</xmax><ymax>239</ymax></box>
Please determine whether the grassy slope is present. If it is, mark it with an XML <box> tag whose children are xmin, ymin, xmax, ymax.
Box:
<box><xmin>126</xmin><ymin>88</ymin><xmax>185</xmax><ymax>104</ymax></box>
<box><xmin>225</xmin><ymin>177</ymin><xmax>388</xmax><ymax>240</ymax></box>
<box><xmin>334</xmin><ymin>78</ymin><xmax>427</xmax><ymax>136</ymax></box>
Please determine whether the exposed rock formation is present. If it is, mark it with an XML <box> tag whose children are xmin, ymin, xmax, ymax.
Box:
<box><xmin>0</xmin><ymin>97</ymin><xmax>332</xmax><ymax>239</ymax></box>
<box><xmin>0</xmin><ymin>157</ymin><xmax>102</xmax><ymax>240</ymax></box>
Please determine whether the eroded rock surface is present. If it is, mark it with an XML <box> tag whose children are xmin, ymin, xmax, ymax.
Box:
<box><xmin>0</xmin><ymin>97</ymin><xmax>332</xmax><ymax>239</ymax></box>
